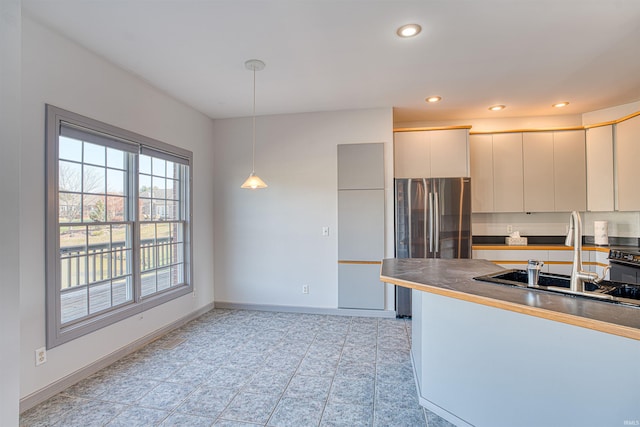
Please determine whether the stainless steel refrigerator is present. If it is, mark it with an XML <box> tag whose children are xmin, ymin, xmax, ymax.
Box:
<box><xmin>394</xmin><ymin>177</ymin><xmax>472</xmax><ymax>317</ymax></box>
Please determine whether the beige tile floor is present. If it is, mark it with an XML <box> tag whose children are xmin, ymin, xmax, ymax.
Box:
<box><xmin>20</xmin><ymin>309</ymin><xmax>456</xmax><ymax>427</ymax></box>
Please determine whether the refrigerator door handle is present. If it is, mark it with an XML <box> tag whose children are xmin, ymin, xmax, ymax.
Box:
<box><xmin>407</xmin><ymin>179</ymin><xmax>412</xmax><ymax>258</ymax></box>
<box><xmin>428</xmin><ymin>191</ymin><xmax>434</xmax><ymax>253</ymax></box>
<box><xmin>434</xmin><ymin>191</ymin><xmax>439</xmax><ymax>254</ymax></box>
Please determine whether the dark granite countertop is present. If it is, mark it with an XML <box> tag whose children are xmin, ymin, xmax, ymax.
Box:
<box><xmin>380</xmin><ymin>258</ymin><xmax>640</xmax><ymax>341</ymax></box>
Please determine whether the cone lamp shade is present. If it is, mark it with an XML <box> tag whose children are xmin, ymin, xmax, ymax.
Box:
<box><xmin>241</xmin><ymin>59</ymin><xmax>267</xmax><ymax>189</ymax></box>
<box><xmin>241</xmin><ymin>172</ymin><xmax>267</xmax><ymax>189</ymax></box>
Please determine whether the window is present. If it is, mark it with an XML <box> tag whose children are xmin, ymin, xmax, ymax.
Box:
<box><xmin>46</xmin><ymin>105</ymin><xmax>192</xmax><ymax>348</ymax></box>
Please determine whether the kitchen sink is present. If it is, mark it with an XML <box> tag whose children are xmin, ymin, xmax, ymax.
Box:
<box><xmin>473</xmin><ymin>269</ymin><xmax>640</xmax><ymax>307</ymax></box>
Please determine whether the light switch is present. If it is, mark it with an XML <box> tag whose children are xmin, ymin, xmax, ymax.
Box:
<box><xmin>322</xmin><ymin>226</ymin><xmax>330</xmax><ymax>237</ymax></box>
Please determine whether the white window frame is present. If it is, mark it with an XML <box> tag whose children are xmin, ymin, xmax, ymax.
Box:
<box><xmin>45</xmin><ymin>105</ymin><xmax>193</xmax><ymax>348</ymax></box>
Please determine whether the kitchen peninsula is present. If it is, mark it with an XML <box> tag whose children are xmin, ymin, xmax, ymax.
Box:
<box><xmin>381</xmin><ymin>258</ymin><xmax>640</xmax><ymax>427</ymax></box>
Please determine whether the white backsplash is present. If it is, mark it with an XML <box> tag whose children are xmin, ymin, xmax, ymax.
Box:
<box><xmin>472</xmin><ymin>211</ymin><xmax>640</xmax><ymax>238</ymax></box>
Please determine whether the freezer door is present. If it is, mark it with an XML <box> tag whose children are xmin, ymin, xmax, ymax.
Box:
<box><xmin>395</xmin><ymin>178</ymin><xmax>433</xmax><ymax>258</ymax></box>
<box><xmin>432</xmin><ymin>177</ymin><xmax>472</xmax><ymax>259</ymax></box>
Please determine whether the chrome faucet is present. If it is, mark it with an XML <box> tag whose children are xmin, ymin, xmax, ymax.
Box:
<box><xmin>565</xmin><ymin>211</ymin><xmax>606</xmax><ymax>292</ymax></box>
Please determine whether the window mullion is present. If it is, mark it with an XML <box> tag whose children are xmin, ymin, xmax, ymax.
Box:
<box><xmin>131</xmin><ymin>152</ymin><xmax>142</xmax><ymax>303</ymax></box>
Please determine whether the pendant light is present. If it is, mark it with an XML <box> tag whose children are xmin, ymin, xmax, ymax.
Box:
<box><xmin>241</xmin><ymin>59</ymin><xmax>268</xmax><ymax>189</ymax></box>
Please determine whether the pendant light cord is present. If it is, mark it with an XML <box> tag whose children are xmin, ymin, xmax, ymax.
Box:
<box><xmin>251</xmin><ymin>67</ymin><xmax>256</xmax><ymax>174</ymax></box>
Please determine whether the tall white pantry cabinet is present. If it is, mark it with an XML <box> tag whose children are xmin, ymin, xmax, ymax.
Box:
<box><xmin>337</xmin><ymin>143</ymin><xmax>385</xmax><ymax>310</ymax></box>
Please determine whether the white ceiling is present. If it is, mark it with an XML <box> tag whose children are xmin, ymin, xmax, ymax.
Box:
<box><xmin>22</xmin><ymin>0</ymin><xmax>640</xmax><ymax>123</ymax></box>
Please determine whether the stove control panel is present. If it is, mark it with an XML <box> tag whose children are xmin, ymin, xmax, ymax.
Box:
<box><xmin>609</xmin><ymin>250</ymin><xmax>640</xmax><ymax>265</ymax></box>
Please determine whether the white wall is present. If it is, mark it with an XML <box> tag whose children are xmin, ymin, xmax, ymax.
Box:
<box><xmin>212</xmin><ymin>108</ymin><xmax>394</xmax><ymax>310</ymax></box>
<box><xmin>1</xmin><ymin>1</ymin><xmax>22</xmax><ymax>425</ymax></box>
<box><xmin>20</xmin><ymin>15</ymin><xmax>216</xmax><ymax>400</ymax></box>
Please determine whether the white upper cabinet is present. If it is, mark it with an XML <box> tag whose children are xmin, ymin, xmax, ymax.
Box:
<box><xmin>553</xmin><ymin>130</ymin><xmax>586</xmax><ymax>212</ymax></box>
<box><xmin>470</xmin><ymin>133</ymin><xmax>523</xmax><ymax>213</ymax></box>
<box><xmin>616</xmin><ymin>114</ymin><xmax>640</xmax><ymax>211</ymax></box>
<box><xmin>522</xmin><ymin>130</ymin><xmax>586</xmax><ymax>212</ymax></box>
<box><xmin>585</xmin><ymin>125</ymin><xmax>614</xmax><ymax>212</ymax></box>
<box><xmin>394</xmin><ymin>129</ymin><xmax>469</xmax><ymax>178</ymax></box>
<box><xmin>469</xmin><ymin>134</ymin><xmax>494</xmax><ymax>213</ymax></box>
<box><xmin>523</xmin><ymin>132</ymin><xmax>555</xmax><ymax>212</ymax></box>
<box><xmin>493</xmin><ymin>133</ymin><xmax>524</xmax><ymax>212</ymax></box>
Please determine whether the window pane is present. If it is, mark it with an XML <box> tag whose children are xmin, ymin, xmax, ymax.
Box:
<box><xmin>139</xmin><ymin>174</ymin><xmax>151</xmax><ymax>196</ymax></box>
<box><xmin>83</xmin><ymin>195</ymin><xmax>106</xmax><ymax>222</ymax></box>
<box><xmin>169</xmin><ymin>244</ymin><xmax>181</xmax><ymax>264</ymax></box>
<box><xmin>112</xmin><ymin>248</ymin><xmax>131</xmax><ymax>278</ymax></box>
<box><xmin>152</xmin><ymin>157</ymin><xmax>166</xmax><ymax>177</ymax></box>
<box><xmin>112</xmin><ymin>277</ymin><xmax>133</xmax><ymax>305</ymax></box>
<box><xmin>157</xmin><ymin>267</ymin><xmax>171</xmax><ymax>291</ymax></box>
<box><xmin>139</xmin><ymin>198</ymin><xmax>152</xmax><ymax>221</ymax></box>
<box><xmin>171</xmin><ymin>264</ymin><xmax>184</xmax><ymax>287</ymax></box>
<box><xmin>88</xmin><ymin>224</ymin><xmax>110</xmax><ymax>248</ymax></box>
<box><xmin>107</xmin><ymin>169</ymin><xmax>125</xmax><ymax>195</ymax></box>
<box><xmin>61</xmin><ymin>286</ymin><xmax>88</xmax><ymax>324</ymax></box>
<box><xmin>170</xmin><ymin>223</ymin><xmax>183</xmax><ymax>243</ymax></box>
<box><xmin>60</xmin><ymin>225</ymin><xmax>87</xmax><ymax>256</ymax></box>
<box><xmin>166</xmin><ymin>161</ymin><xmax>176</xmax><ymax>179</ymax></box>
<box><xmin>140</xmin><ymin>223</ymin><xmax>155</xmax><ymax>242</ymax></box>
<box><xmin>157</xmin><ymin>241</ymin><xmax>170</xmax><ymax>267</ymax></box>
<box><xmin>141</xmin><ymin>271</ymin><xmax>156</xmax><ymax>297</ymax></box>
<box><xmin>84</xmin><ymin>165</ymin><xmax>105</xmax><ymax>194</ymax></box>
<box><xmin>156</xmin><ymin>223</ymin><xmax>170</xmax><ymax>240</ymax></box>
<box><xmin>111</xmin><ymin>224</ymin><xmax>130</xmax><ymax>248</ymax></box>
<box><xmin>83</xmin><ymin>142</ymin><xmax>105</xmax><ymax>166</ymax></box>
<box><xmin>59</xmin><ymin>136</ymin><xmax>82</xmax><ymax>162</ymax></box>
<box><xmin>153</xmin><ymin>200</ymin><xmax>166</xmax><ymax>221</ymax></box>
<box><xmin>59</xmin><ymin>161</ymin><xmax>82</xmax><ymax>192</ymax></box>
<box><xmin>59</xmin><ymin>193</ymin><xmax>82</xmax><ymax>223</ymax></box>
<box><xmin>165</xmin><ymin>200</ymin><xmax>177</xmax><ymax>220</ymax></box>
<box><xmin>89</xmin><ymin>282</ymin><xmax>112</xmax><ymax>314</ymax></box>
<box><xmin>141</xmin><ymin>242</ymin><xmax>155</xmax><ymax>271</ymax></box>
<box><xmin>107</xmin><ymin>196</ymin><xmax>126</xmax><ymax>222</ymax></box>
<box><xmin>139</xmin><ymin>154</ymin><xmax>151</xmax><ymax>175</ymax></box>
<box><xmin>152</xmin><ymin>177</ymin><xmax>166</xmax><ymax>198</ymax></box>
<box><xmin>107</xmin><ymin>147</ymin><xmax>125</xmax><ymax>169</ymax></box>
<box><xmin>167</xmin><ymin>179</ymin><xmax>178</xmax><ymax>200</ymax></box>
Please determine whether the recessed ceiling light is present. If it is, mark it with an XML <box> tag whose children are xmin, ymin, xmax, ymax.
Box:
<box><xmin>397</xmin><ymin>24</ymin><xmax>422</xmax><ymax>38</ymax></box>
<box><xmin>425</xmin><ymin>96</ymin><xmax>442</xmax><ymax>103</ymax></box>
<box><xmin>488</xmin><ymin>105</ymin><xmax>506</xmax><ymax>111</ymax></box>
<box><xmin>552</xmin><ymin>102</ymin><xmax>570</xmax><ymax>108</ymax></box>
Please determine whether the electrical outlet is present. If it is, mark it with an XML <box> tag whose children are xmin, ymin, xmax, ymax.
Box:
<box><xmin>507</xmin><ymin>224</ymin><xmax>513</xmax><ymax>233</ymax></box>
<box><xmin>302</xmin><ymin>284</ymin><xmax>310</xmax><ymax>294</ymax></box>
<box><xmin>35</xmin><ymin>347</ymin><xmax>47</xmax><ymax>366</ymax></box>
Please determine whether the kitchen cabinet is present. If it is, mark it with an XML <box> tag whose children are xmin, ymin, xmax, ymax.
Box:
<box><xmin>523</xmin><ymin>132</ymin><xmax>555</xmax><ymax>212</ymax></box>
<box><xmin>469</xmin><ymin>133</ymin><xmax>524</xmax><ymax>213</ymax></box>
<box><xmin>523</xmin><ymin>130</ymin><xmax>586</xmax><ymax>212</ymax></box>
<box><xmin>585</xmin><ymin>125</ymin><xmax>614</xmax><ymax>212</ymax></box>
<box><xmin>469</xmin><ymin>134</ymin><xmax>493</xmax><ymax>212</ymax></box>
<box><xmin>337</xmin><ymin>143</ymin><xmax>384</xmax><ymax>190</ymax></box>
<box><xmin>493</xmin><ymin>133</ymin><xmax>524</xmax><ymax>212</ymax></box>
<box><xmin>616</xmin><ymin>114</ymin><xmax>640</xmax><ymax>211</ymax></box>
<box><xmin>394</xmin><ymin>129</ymin><xmax>469</xmax><ymax>178</ymax></box>
<box><xmin>553</xmin><ymin>130</ymin><xmax>586</xmax><ymax>212</ymax></box>
<box><xmin>337</xmin><ymin>143</ymin><xmax>385</xmax><ymax>310</ymax></box>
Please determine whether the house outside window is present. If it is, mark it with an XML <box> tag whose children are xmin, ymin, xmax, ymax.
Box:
<box><xmin>46</xmin><ymin>105</ymin><xmax>192</xmax><ymax>348</ymax></box>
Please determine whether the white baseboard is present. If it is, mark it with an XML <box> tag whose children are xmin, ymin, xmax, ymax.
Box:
<box><xmin>19</xmin><ymin>302</ymin><xmax>215</xmax><ymax>413</ymax></box>
<box><xmin>214</xmin><ymin>301</ymin><xmax>397</xmax><ymax>318</ymax></box>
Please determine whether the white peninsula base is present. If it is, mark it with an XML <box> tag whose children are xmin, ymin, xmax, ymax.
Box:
<box><xmin>412</xmin><ymin>290</ymin><xmax>640</xmax><ymax>427</ymax></box>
